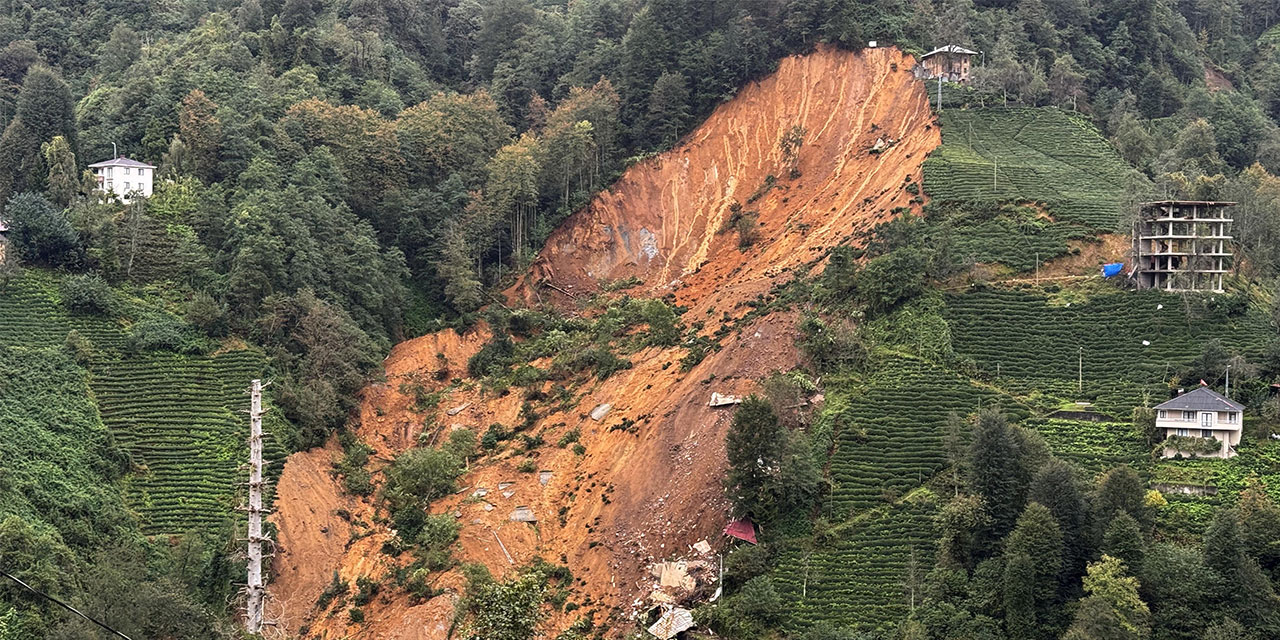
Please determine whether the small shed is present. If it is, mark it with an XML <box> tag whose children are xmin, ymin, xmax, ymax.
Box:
<box><xmin>916</xmin><ymin>45</ymin><xmax>979</xmax><ymax>83</ymax></box>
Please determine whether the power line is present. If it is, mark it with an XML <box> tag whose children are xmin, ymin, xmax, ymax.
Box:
<box><xmin>0</xmin><ymin>568</ymin><xmax>134</xmax><ymax>640</ymax></box>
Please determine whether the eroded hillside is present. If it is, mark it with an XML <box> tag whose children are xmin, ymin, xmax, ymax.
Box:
<box><xmin>268</xmin><ymin>45</ymin><xmax>938</xmax><ymax>638</ymax></box>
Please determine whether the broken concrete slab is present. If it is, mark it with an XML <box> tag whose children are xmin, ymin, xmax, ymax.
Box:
<box><xmin>539</xmin><ymin>470</ymin><xmax>553</xmax><ymax>485</ymax></box>
<box><xmin>648</xmin><ymin>607</ymin><xmax>694</xmax><ymax>639</ymax></box>
<box><xmin>709</xmin><ymin>392</ymin><xmax>743</xmax><ymax>407</ymax></box>
<box><xmin>502</xmin><ymin>490</ymin><xmax>515</xmax><ymax>499</ymax></box>
<box><xmin>472</xmin><ymin>488</ymin><xmax>489</xmax><ymax>498</ymax></box>
<box><xmin>498</xmin><ymin>481</ymin><xmax>514</xmax><ymax>490</ymax></box>
<box><xmin>590</xmin><ymin>403</ymin><xmax>612</xmax><ymax>421</ymax></box>
<box><xmin>446</xmin><ymin>402</ymin><xmax>471</xmax><ymax>416</ymax></box>
<box><xmin>510</xmin><ymin>506</ymin><xmax>537</xmax><ymax>523</ymax></box>
<box><xmin>693</xmin><ymin>540</ymin><xmax>712</xmax><ymax>555</ymax></box>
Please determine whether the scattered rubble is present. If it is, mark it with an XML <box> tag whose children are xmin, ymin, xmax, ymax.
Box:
<box><xmin>510</xmin><ymin>506</ymin><xmax>536</xmax><ymax>523</ymax></box>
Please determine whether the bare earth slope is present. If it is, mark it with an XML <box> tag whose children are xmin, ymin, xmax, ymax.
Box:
<box><xmin>269</xmin><ymin>45</ymin><xmax>938</xmax><ymax>639</ymax></box>
<box><xmin>513</xmin><ymin>45</ymin><xmax>938</xmax><ymax>317</ymax></box>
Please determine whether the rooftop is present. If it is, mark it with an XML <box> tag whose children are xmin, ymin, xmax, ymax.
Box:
<box><xmin>1141</xmin><ymin>200</ymin><xmax>1237</xmax><ymax>207</ymax></box>
<box><xmin>1154</xmin><ymin>386</ymin><xmax>1244</xmax><ymax>413</ymax></box>
<box><xmin>87</xmin><ymin>156</ymin><xmax>156</xmax><ymax>169</ymax></box>
<box><xmin>922</xmin><ymin>45</ymin><xmax>979</xmax><ymax>58</ymax></box>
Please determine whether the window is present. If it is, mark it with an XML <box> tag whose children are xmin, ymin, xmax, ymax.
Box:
<box><xmin>124</xmin><ymin>167</ymin><xmax>130</xmax><ymax>175</ymax></box>
<box><xmin>1176</xmin><ymin>428</ymin><xmax>1190</xmax><ymax>437</ymax></box>
<box><xmin>1202</xmin><ymin>429</ymin><xmax>1214</xmax><ymax>438</ymax></box>
<box><xmin>106</xmin><ymin>167</ymin><xmax>113</xmax><ymax>177</ymax></box>
<box><xmin>1226</xmin><ymin>412</ymin><xmax>1237</xmax><ymax>424</ymax></box>
<box><xmin>1158</xmin><ymin>410</ymin><xmax>1167</xmax><ymax>419</ymax></box>
<box><xmin>1183</xmin><ymin>411</ymin><xmax>1196</xmax><ymax>421</ymax></box>
<box><xmin>1201</xmin><ymin>412</ymin><xmax>1213</xmax><ymax>427</ymax></box>
<box><xmin>124</xmin><ymin>182</ymin><xmax>130</xmax><ymax>190</ymax></box>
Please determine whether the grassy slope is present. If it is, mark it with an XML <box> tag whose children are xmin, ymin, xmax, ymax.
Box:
<box><xmin>774</xmin><ymin>107</ymin><xmax>1278</xmax><ymax>632</ymax></box>
<box><xmin>923</xmin><ymin>107</ymin><xmax>1134</xmax><ymax>272</ymax></box>
<box><xmin>0</xmin><ymin>271</ymin><xmax>286</xmax><ymax>535</ymax></box>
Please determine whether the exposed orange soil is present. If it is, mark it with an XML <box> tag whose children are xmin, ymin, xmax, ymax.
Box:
<box><xmin>512</xmin><ymin>45</ymin><xmax>939</xmax><ymax>323</ymax></box>
<box><xmin>269</xmin><ymin>45</ymin><xmax>939</xmax><ymax>639</ymax></box>
<box><xmin>1037</xmin><ymin>233</ymin><xmax>1130</xmax><ymax>279</ymax></box>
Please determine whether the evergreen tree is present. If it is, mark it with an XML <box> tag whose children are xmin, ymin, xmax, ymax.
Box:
<box><xmin>968</xmin><ymin>409</ymin><xmax>1030</xmax><ymax>548</ymax></box>
<box><xmin>1095</xmin><ymin>465</ymin><xmax>1149</xmax><ymax>534</ymax></box>
<box><xmin>2</xmin><ymin>191</ymin><xmax>78</xmax><ymax>265</ymax></box>
<box><xmin>1102</xmin><ymin>511</ymin><xmax>1145</xmax><ymax>572</ymax></box>
<box><xmin>1002</xmin><ymin>502</ymin><xmax>1063</xmax><ymax>639</ymax></box>
<box><xmin>1202</xmin><ymin>508</ymin><xmax>1280</xmax><ymax>633</ymax></box>
<box><xmin>14</xmin><ymin>65</ymin><xmax>75</xmax><ymax>152</ymax></box>
<box><xmin>1028</xmin><ymin>458</ymin><xmax>1090</xmax><ymax>585</ymax></box>
<box><xmin>178</xmin><ymin>90</ymin><xmax>223</xmax><ymax>183</ymax></box>
<box><xmin>1140</xmin><ymin>544</ymin><xmax>1216</xmax><ymax>640</ymax></box>
<box><xmin>644</xmin><ymin>71</ymin><xmax>691</xmax><ymax>149</ymax></box>
<box><xmin>41</xmin><ymin>135</ymin><xmax>79</xmax><ymax>207</ymax></box>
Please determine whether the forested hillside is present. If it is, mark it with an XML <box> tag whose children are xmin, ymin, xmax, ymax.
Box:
<box><xmin>4</xmin><ymin>0</ymin><xmax>1280</xmax><ymax>638</ymax></box>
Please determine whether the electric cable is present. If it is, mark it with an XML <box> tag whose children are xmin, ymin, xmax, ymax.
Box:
<box><xmin>0</xmin><ymin>568</ymin><xmax>134</xmax><ymax>639</ymax></box>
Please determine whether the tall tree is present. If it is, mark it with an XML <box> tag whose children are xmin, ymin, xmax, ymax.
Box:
<box><xmin>968</xmin><ymin>409</ymin><xmax>1030</xmax><ymax>547</ymax></box>
<box><xmin>41</xmin><ymin>135</ymin><xmax>79</xmax><ymax>207</ymax></box>
<box><xmin>725</xmin><ymin>395</ymin><xmax>790</xmax><ymax>524</ymax></box>
<box><xmin>1063</xmin><ymin>555</ymin><xmax>1151</xmax><ymax>640</ymax></box>
<box><xmin>178</xmin><ymin>90</ymin><xmax>223</xmax><ymax>183</ymax></box>
<box><xmin>1002</xmin><ymin>502</ymin><xmax>1063</xmax><ymax>639</ymax></box>
<box><xmin>644</xmin><ymin>70</ymin><xmax>691</xmax><ymax>149</ymax></box>
<box><xmin>1028</xmin><ymin>458</ymin><xmax>1090</xmax><ymax>586</ymax></box>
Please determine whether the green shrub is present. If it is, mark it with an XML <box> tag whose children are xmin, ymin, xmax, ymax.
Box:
<box><xmin>315</xmin><ymin>572</ymin><xmax>349</xmax><ymax>611</ymax></box>
<box><xmin>61</xmin><ymin>273</ymin><xmax>115</xmax><ymax>314</ymax></box>
<box><xmin>352</xmin><ymin>576</ymin><xmax>379</xmax><ymax>606</ymax></box>
<box><xmin>128</xmin><ymin>313</ymin><xmax>203</xmax><ymax>353</ymax></box>
<box><xmin>384</xmin><ymin>448</ymin><xmax>463</xmax><ymax>538</ymax></box>
<box><xmin>468</xmin><ymin>334</ymin><xmax>516</xmax><ymax>377</ymax></box>
<box><xmin>348</xmin><ymin>607</ymin><xmax>364</xmax><ymax>623</ymax></box>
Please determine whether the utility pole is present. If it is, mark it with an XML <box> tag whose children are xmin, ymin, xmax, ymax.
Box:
<box><xmin>1078</xmin><ymin>347</ymin><xmax>1083</xmax><ymax>394</ymax></box>
<box><xmin>245</xmin><ymin>379</ymin><xmax>266</xmax><ymax>635</ymax></box>
<box><xmin>937</xmin><ymin>73</ymin><xmax>943</xmax><ymax>111</ymax></box>
<box><xmin>1226</xmin><ymin>364</ymin><xmax>1232</xmax><ymax>399</ymax></box>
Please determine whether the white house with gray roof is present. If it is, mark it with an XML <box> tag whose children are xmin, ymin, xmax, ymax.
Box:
<box><xmin>88</xmin><ymin>156</ymin><xmax>156</xmax><ymax>204</ymax></box>
<box><xmin>1154</xmin><ymin>386</ymin><xmax>1244</xmax><ymax>459</ymax></box>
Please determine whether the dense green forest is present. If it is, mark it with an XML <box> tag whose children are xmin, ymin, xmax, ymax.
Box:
<box><xmin>4</xmin><ymin>0</ymin><xmax>1280</xmax><ymax>637</ymax></box>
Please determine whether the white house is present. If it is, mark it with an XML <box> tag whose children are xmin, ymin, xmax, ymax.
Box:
<box><xmin>1154</xmin><ymin>386</ymin><xmax>1244</xmax><ymax>459</ymax></box>
<box><xmin>88</xmin><ymin>156</ymin><xmax>156</xmax><ymax>204</ymax></box>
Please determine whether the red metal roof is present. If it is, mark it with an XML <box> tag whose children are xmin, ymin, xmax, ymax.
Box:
<box><xmin>723</xmin><ymin>518</ymin><xmax>757</xmax><ymax>544</ymax></box>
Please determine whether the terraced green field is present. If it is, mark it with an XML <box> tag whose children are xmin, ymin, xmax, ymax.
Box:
<box><xmin>943</xmin><ymin>287</ymin><xmax>1271</xmax><ymax>413</ymax></box>
<box><xmin>823</xmin><ymin>356</ymin><xmax>1027</xmax><ymax>519</ymax></box>
<box><xmin>0</xmin><ymin>272</ymin><xmax>130</xmax><ymax>352</ymax></box>
<box><xmin>773</xmin><ymin>500</ymin><xmax>937</xmax><ymax>632</ymax></box>
<box><xmin>94</xmin><ymin>350</ymin><xmax>286</xmax><ymax>534</ymax></box>
<box><xmin>0</xmin><ymin>272</ymin><xmax>285</xmax><ymax>535</ymax></box>
<box><xmin>1026</xmin><ymin>418</ymin><xmax>1147</xmax><ymax>474</ymax></box>
<box><xmin>923</xmin><ymin>108</ymin><xmax>1132</xmax><ymax>229</ymax></box>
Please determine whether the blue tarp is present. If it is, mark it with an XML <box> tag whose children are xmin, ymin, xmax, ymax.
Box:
<box><xmin>1101</xmin><ymin>262</ymin><xmax>1124</xmax><ymax>278</ymax></box>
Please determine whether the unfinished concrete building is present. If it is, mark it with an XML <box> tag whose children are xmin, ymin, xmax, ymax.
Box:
<box><xmin>1133</xmin><ymin>200</ymin><xmax>1235</xmax><ymax>292</ymax></box>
